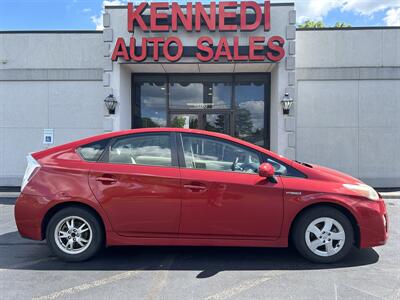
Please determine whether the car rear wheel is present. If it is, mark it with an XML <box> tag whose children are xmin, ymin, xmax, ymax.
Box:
<box><xmin>293</xmin><ymin>206</ymin><xmax>354</xmax><ymax>263</ymax></box>
<box><xmin>46</xmin><ymin>207</ymin><xmax>104</xmax><ymax>262</ymax></box>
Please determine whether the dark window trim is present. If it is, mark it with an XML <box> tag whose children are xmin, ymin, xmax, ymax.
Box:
<box><xmin>99</xmin><ymin>131</ymin><xmax>179</xmax><ymax>168</ymax></box>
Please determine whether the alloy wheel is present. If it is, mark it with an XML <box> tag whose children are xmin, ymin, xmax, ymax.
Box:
<box><xmin>305</xmin><ymin>217</ymin><xmax>346</xmax><ymax>257</ymax></box>
<box><xmin>54</xmin><ymin>216</ymin><xmax>93</xmax><ymax>255</ymax></box>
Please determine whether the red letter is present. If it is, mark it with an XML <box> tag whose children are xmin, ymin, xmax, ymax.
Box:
<box><xmin>264</xmin><ymin>0</ymin><xmax>271</xmax><ymax>31</ymax></box>
<box><xmin>233</xmin><ymin>37</ymin><xmax>248</xmax><ymax>61</ymax></box>
<box><xmin>240</xmin><ymin>1</ymin><xmax>262</xmax><ymax>31</ymax></box>
<box><xmin>127</xmin><ymin>2</ymin><xmax>148</xmax><ymax>32</ymax></box>
<box><xmin>219</xmin><ymin>1</ymin><xmax>238</xmax><ymax>31</ymax></box>
<box><xmin>196</xmin><ymin>36</ymin><xmax>214</xmax><ymax>62</ymax></box>
<box><xmin>129</xmin><ymin>37</ymin><xmax>147</xmax><ymax>62</ymax></box>
<box><xmin>112</xmin><ymin>38</ymin><xmax>130</xmax><ymax>61</ymax></box>
<box><xmin>148</xmin><ymin>37</ymin><xmax>164</xmax><ymax>61</ymax></box>
<box><xmin>164</xmin><ymin>37</ymin><xmax>183</xmax><ymax>62</ymax></box>
<box><xmin>195</xmin><ymin>2</ymin><xmax>216</xmax><ymax>32</ymax></box>
<box><xmin>150</xmin><ymin>2</ymin><xmax>169</xmax><ymax>31</ymax></box>
<box><xmin>249</xmin><ymin>36</ymin><xmax>265</xmax><ymax>61</ymax></box>
<box><xmin>172</xmin><ymin>2</ymin><xmax>193</xmax><ymax>32</ymax></box>
<box><xmin>214</xmin><ymin>37</ymin><xmax>233</xmax><ymax>61</ymax></box>
<box><xmin>266</xmin><ymin>36</ymin><xmax>285</xmax><ymax>62</ymax></box>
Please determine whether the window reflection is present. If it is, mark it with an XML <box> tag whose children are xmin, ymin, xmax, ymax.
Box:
<box><xmin>235</xmin><ymin>81</ymin><xmax>265</xmax><ymax>147</ymax></box>
<box><xmin>169</xmin><ymin>77</ymin><xmax>231</xmax><ymax>109</ymax></box>
<box><xmin>136</xmin><ymin>82</ymin><xmax>167</xmax><ymax>128</ymax></box>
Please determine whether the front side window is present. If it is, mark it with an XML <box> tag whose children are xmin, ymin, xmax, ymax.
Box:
<box><xmin>108</xmin><ymin>134</ymin><xmax>172</xmax><ymax>167</ymax></box>
<box><xmin>181</xmin><ymin>134</ymin><xmax>260</xmax><ymax>174</ymax></box>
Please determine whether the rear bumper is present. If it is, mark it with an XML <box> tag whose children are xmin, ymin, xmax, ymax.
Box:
<box><xmin>14</xmin><ymin>193</ymin><xmax>48</xmax><ymax>240</ymax></box>
<box><xmin>359</xmin><ymin>199</ymin><xmax>388</xmax><ymax>248</ymax></box>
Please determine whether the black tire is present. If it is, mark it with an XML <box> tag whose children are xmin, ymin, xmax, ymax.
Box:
<box><xmin>292</xmin><ymin>206</ymin><xmax>354</xmax><ymax>263</ymax></box>
<box><xmin>46</xmin><ymin>206</ymin><xmax>104</xmax><ymax>262</ymax></box>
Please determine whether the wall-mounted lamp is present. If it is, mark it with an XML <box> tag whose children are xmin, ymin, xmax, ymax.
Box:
<box><xmin>104</xmin><ymin>94</ymin><xmax>118</xmax><ymax>115</ymax></box>
<box><xmin>281</xmin><ymin>92</ymin><xmax>293</xmax><ymax>115</ymax></box>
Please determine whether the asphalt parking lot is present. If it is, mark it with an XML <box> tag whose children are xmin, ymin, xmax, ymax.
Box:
<box><xmin>0</xmin><ymin>197</ymin><xmax>399</xmax><ymax>300</ymax></box>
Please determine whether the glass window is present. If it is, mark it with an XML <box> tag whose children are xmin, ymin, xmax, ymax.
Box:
<box><xmin>134</xmin><ymin>80</ymin><xmax>167</xmax><ymax>128</ymax></box>
<box><xmin>204</xmin><ymin>113</ymin><xmax>227</xmax><ymax>133</ymax></box>
<box><xmin>181</xmin><ymin>134</ymin><xmax>260</xmax><ymax>174</ymax></box>
<box><xmin>108</xmin><ymin>134</ymin><xmax>172</xmax><ymax>167</ymax></box>
<box><xmin>235</xmin><ymin>79</ymin><xmax>266</xmax><ymax>147</ymax></box>
<box><xmin>170</xmin><ymin>114</ymin><xmax>199</xmax><ymax>129</ymax></box>
<box><xmin>169</xmin><ymin>76</ymin><xmax>232</xmax><ymax>109</ymax></box>
<box><xmin>77</xmin><ymin>139</ymin><xmax>110</xmax><ymax>162</ymax></box>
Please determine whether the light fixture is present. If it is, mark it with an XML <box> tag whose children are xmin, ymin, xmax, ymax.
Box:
<box><xmin>104</xmin><ymin>94</ymin><xmax>118</xmax><ymax>115</ymax></box>
<box><xmin>281</xmin><ymin>92</ymin><xmax>293</xmax><ymax>115</ymax></box>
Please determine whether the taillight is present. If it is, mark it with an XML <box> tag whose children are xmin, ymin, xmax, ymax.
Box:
<box><xmin>21</xmin><ymin>154</ymin><xmax>40</xmax><ymax>192</ymax></box>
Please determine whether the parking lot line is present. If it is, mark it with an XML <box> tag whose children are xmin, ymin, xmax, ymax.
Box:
<box><xmin>32</xmin><ymin>269</ymin><xmax>143</xmax><ymax>300</ymax></box>
<box><xmin>205</xmin><ymin>276</ymin><xmax>272</xmax><ymax>300</ymax></box>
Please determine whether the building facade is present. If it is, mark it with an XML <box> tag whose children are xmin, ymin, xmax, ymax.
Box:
<box><xmin>0</xmin><ymin>2</ymin><xmax>399</xmax><ymax>187</ymax></box>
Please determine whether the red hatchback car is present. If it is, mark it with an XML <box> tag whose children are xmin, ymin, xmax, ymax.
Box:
<box><xmin>15</xmin><ymin>128</ymin><xmax>388</xmax><ymax>263</ymax></box>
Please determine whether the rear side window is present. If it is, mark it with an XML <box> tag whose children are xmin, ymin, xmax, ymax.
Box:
<box><xmin>77</xmin><ymin>139</ymin><xmax>110</xmax><ymax>162</ymax></box>
<box><xmin>108</xmin><ymin>133</ymin><xmax>172</xmax><ymax>167</ymax></box>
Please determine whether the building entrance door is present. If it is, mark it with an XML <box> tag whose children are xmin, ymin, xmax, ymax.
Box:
<box><xmin>169</xmin><ymin>111</ymin><xmax>231</xmax><ymax>134</ymax></box>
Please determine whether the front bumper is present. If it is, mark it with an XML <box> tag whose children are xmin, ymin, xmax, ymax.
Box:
<box><xmin>358</xmin><ymin>198</ymin><xmax>388</xmax><ymax>248</ymax></box>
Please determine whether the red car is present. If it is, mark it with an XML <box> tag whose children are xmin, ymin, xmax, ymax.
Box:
<box><xmin>15</xmin><ymin>128</ymin><xmax>388</xmax><ymax>263</ymax></box>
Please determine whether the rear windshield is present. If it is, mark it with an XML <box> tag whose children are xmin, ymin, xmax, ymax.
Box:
<box><xmin>77</xmin><ymin>139</ymin><xmax>110</xmax><ymax>162</ymax></box>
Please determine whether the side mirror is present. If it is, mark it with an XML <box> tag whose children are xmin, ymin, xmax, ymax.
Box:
<box><xmin>259</xmin><ymin>163</ymin><xmax>275</xmax><ymax>178</ymax></box>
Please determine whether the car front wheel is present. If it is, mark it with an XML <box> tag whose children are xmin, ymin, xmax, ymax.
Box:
<box><xmin>46</xmin><ymin>206</ymin><xmax>104</xmax><ymax>262</ymax></box>
<box><xmin>293</xmin><ymin>206</ymin><xmax>354</xmax><ymax>263</ymax></box>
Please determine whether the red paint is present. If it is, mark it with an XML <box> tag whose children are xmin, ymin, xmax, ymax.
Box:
<box><xmin>218</xmin><ymin>1</ymin><xmax>238</xmax><ymax>31</ymax></box>
<box><xmin>240</xmin><ymin>1</ymin><xmax>262</xmax><ymax>31</ymax></box>
<box><xmin>172</xmin><ymin>2</ymin><xmax>193</xmax><ymax>32</ymax></box>
<box><xmin>115</xmin><ymin>1</ymin><xmax>285</xmax><ymax>63</ymax></box>
<box><xmin>127</xmin><ymin>2</ymin><xmax>148</xmax><ymax>32</ymax></box>
<box><xmin>150</xmin><ymin>2</ymin><xmax>169</xmax><ymax>32</ymax></box>
<box><xmin>147</xmin><ymin>37</ymin><xmax>164</xmax><ymax>61</ymax></box>
<box><xmin>233</xmin><ymin>36</ymin><xmax>249</xmax><ymax>61</ymax></box>
<box><xmin>111</xmin><ymin>37</ymin><xmax>130</xmax><ymax>61</ymax></box>
<box><xmin>249</xmin><ymin>36</ymin><xmax>265</xmax><ymax>61</ymax></box>
<box><xmin>195</xmin><ymin>2</ymin><xmax>216</xmax><ymax>32</ymax></box>
<box><xmin>130</xmin><ymin>37</ymin><xmax>147</xmax><ymax>62</ymax></box>
<box><xmin>264</xmin><ymin>0</ymin><xmax>271</xmax><ymax>31</ymax></box>
<box><xmin>214</xmin><ymin>37</ymin><xmax>233</xmax><ymax>61</ymax></box>
<box><xmin>259</xmin><ymin>163</ymin><xmax>275</xmax><ymax>178</ymax></box>
<box><xmin>266</xmin><ymin>35</ymin><xmax>285</xmax><ymax>62</ymax></box>
<box><xmin>16</xmin><ymin>128</ymin><xmax>387</xmax><ymax>250</ymax></box>
<box><xmin>163</xmin><ymin>37</ymin><xmax>183</xmax><ymax>62</ymax></box>
<box><xmin>196</xmin><ymin>36</ymin><xmax>214</xmax><ymax>62</ymax></box>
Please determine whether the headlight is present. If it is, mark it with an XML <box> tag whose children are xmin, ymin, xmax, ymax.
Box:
<box><xmin>343</xmin><ymin>183</ymin><xmax>379</xmax><ymax>201</ymax></box>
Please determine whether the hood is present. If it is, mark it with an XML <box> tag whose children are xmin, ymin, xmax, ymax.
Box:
<box><xmin>310</xmin><ymin>164</ymin><xmax>363</xmax><ymax>184</ymax></box>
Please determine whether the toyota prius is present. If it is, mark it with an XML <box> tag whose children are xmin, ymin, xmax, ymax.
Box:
<box><xmin>15</xmin><ymin>128</ymin><xmax>388</xmax><ymax>263</ymax></box>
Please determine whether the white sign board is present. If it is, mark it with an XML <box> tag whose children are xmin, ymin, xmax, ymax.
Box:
<box><xmin>43</xmin><ymin>129</ymin><xmax>54</xmax><ymax>145</ymax></box>
<box><xmin>183</xmin><ymin>116</ymin><xmax>190</xmax><ymax>129</ymax></box>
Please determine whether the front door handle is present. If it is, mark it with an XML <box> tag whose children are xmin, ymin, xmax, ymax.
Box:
<box><xmin>184</xmin><ymin>184</ymin><xmax>207</xmax><ymax>192</ymax></box>
<box><xmin>95</xmin><ymin>176</ymin><xmax>117</xmax><ymax>184</ymax></box>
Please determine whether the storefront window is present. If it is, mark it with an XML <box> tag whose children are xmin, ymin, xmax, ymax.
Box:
<box><xmin>133</xmin><ymin>77</ymin><xmax>167</xmax><ymax>128</ymax></box>
<box><xmin>234</xmin><ymin>78</ymin><xmax>266</xmax><ymax>147</ymax></box>
<box><xmin>169</xmin><ymin>76</ymin><xmax>231</xmax><ymax>109</ymax></box>
<box><xmin>132</xmin><ymin>74</ymin><xmax>270</xmax><ymax>148</ymax></box>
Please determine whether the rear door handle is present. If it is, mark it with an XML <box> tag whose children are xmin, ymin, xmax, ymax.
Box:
<box><xmin>184</xmin><ymin>184</ymin><xmax>207</xmax><ymax>192</ymax></box>
<box><xmin>95</xmin><ymin>176</ymin><xmax>117</xmax><ymax>184</ymax></box>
